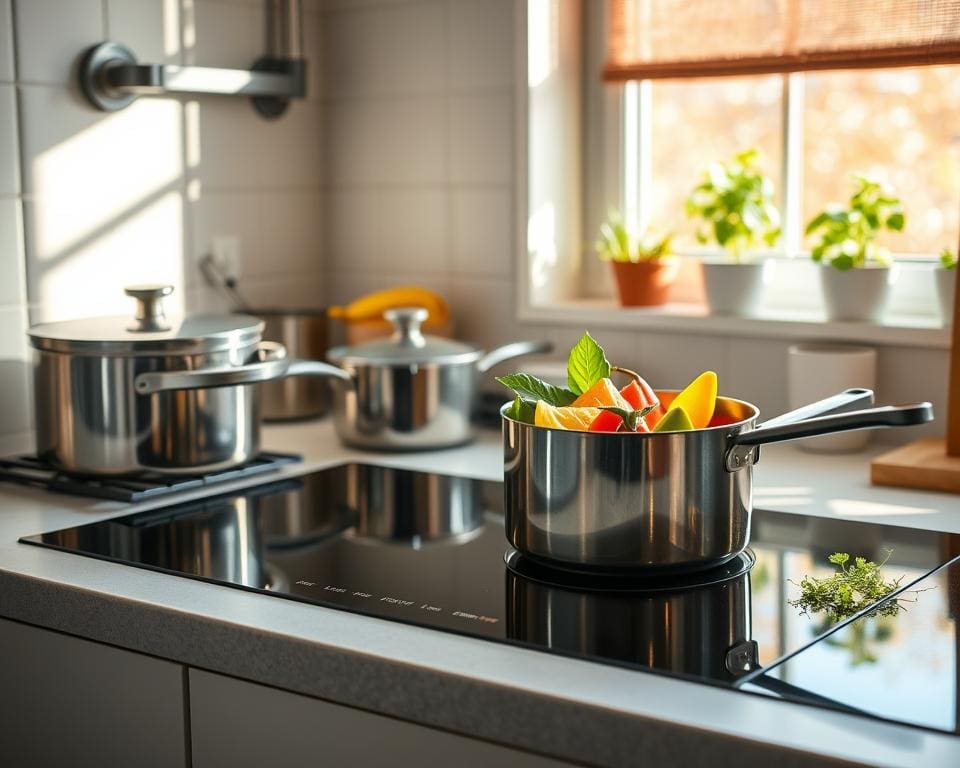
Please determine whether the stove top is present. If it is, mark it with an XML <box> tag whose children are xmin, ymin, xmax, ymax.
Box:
<box><xmin>20</xmin><ymin>463</ymin><xmax>960</xmax><ymax>734</ymax></box>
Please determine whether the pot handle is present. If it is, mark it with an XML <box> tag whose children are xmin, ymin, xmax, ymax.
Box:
<box><xmin>725</xmin><ymin>402</ymin><xmax>933</xmax><ymax>471</ymax></box>
<box><xmin>758</xmin><ymin>388</ymin><xmax>875</xmax><ymax>428</ymax></box>
<box><xmin>477</xmin><ymin>340</ymin><xmax>553</xmax><ymax>373</ymax></box>
<box><xmin>134</xmin><ymin>341</ymin><xmax>353</xmax><ymax>394</ymax></box>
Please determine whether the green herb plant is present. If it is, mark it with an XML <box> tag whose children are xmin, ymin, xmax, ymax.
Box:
<box><xmin>685</xmin><ymin>148</ymin><xmax>781</xmax><ymax>263</ymax></box>
<box><xmin>788</xmin><ymin>550</ymin><xmax>918</xmax><ymax>624</ymax></box>
<box><xmin>940</xmin><ymin>248</ymin><xmax>957</xmax><ymax>270</ymax></box>
<box><xmin>805</xmin><ymin>175</ymin><xmax>905</xmax><ymax>271</ymax></box>
<box><xmin>595</xmin><ymin>211</ymin><xmax>672</xmax><ymax>263</ymax></box>
<box><xmin>498</xmin><ymin>332</ymin><xmax>610</xmax><ymax>423</ymax></box>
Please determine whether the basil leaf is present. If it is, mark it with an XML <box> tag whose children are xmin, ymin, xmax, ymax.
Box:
<box><xmin>496</xmin><ymin>374</ymin><xmax>577</xmax><ymax>406</ymax></box>
<box><xmin>505</xmin><ymin>396</ymin><xmax>536</xmax><ymax>424</ymax></box>
<box><xmin>566</xmin><ymin>332</ymin><xmax>611</xmax><ymax>395</ymax></box>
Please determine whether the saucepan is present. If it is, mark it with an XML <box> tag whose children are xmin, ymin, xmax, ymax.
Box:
<box><xmin>502</xmin><ymin>388</ymin><xmax>933</xmax><ymax>573</ymax></box>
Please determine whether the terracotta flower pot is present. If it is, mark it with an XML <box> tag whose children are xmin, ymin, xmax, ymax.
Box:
<box><xmin>610</xmin><ymin>259</ymin><xmax>679</xmax><ymax>307</ymax></box>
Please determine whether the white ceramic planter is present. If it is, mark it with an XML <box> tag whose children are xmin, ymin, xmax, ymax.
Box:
<box><xmin>700</xmin><ymin>260</ymin><xmax>773</xmax><ymax>317</ymax></box>
<box><xmin>819</xmin><ymin>264</ymin><xmax>898</xmax><ymax>323</ymax></box>
<box><xmin>936</xmin><ymin>267</ymin><xmax>956</xmax><ymax>325</ymax></box>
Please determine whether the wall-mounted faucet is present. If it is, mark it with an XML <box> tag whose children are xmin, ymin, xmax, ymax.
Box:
<box><xmin>78</xmin><ymin>0</ymin><xmax>306</xmax><ymax>119</ymax></box>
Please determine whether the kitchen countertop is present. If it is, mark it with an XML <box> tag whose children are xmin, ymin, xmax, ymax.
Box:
<box><xmin>1</xmin><ymin>421</ymin><xmax>959</xmax><ymax>767</ymax></box>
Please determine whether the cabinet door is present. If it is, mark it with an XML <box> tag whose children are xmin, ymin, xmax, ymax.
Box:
<box><xmin>0</xmin><ymin>617</ymin><xmax>187</xmax><ymax>768</ymax></box>
<box><xmin>189</xmin><ymin>669</ymin><xmax>577</xmax><ymax>768</ymax></box>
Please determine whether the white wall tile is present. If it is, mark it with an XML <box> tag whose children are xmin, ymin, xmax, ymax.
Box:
<box><xmin>636</xmin><ymin>332</ymin><xmax>728</xmax><ymax>392</ymax></box>
<box><xmin>324</xmin><ymin>101</ymin><xmax>385</xmax><ymax>186</ymax></box>
<box><xmin>381</xmin><ymin>2</ymin><xmax>445</xmax><ymax>96</ymax></box>
<box><xmin>379</xmin><ymin>188</ymin><xmax>447</xmax><ymax>274</ymax></box>
<box><xmin>0</xmin><ymin>84</ymin><xmax>17</xmax><ymax>194</ymax></box>
<box><xmin>257</xmin><ymin>101</ymin><xmax>323</xmax><ymax>189</ymax></box>
<box><xmin>187</xmin><ymin>0</ymin><xmax>262</xmax><ymax>69</ymax></box>
<box><xmin>451</xmin><ymin>187</ymin><xmax>511</xmax><ymax>277</ymax></box>
<box><xmin>14</xmin><ymin>0</ymin><xmax>103</xmax><ymax>85</ymax></box>
<box><xmin>324</xmin><ymin>188</ymin><xmax>380</xmax><ymax>272</ymax></box>
<box><xmin>188</xmin><ymin>190</ymin><xmax>263</xmax><ymax>286</ymax></box>
<box><xmin>381</xmin><ymin>98</ymin><xmax>445</xmax><ymax>184</ymax></box>
<box><xmin>239</xmin><ymin>270</ymin><xmax>325</xmax><ymax>311</ymax></box>
<box><xmin>0</xmin><ymin>305</ymin><xmax>31</xmax><ymax>436</ymax></box>
<box><xmin>448</xmin><ymin>275</ymin><xmax>515</xmax><ymax>349</ymax></box>
<box><xmin>107</xmin><ymin>0</ymin><xmax>181</xmax><ymax>65</ymax></box>
<box><xmin>0</xmin><ymin>0</ymin><xmax>13</xmax><ymax>82</ymax></box>
<box><xmin>260</xmin><ymin>190</ymin><xmax>324</xmax><ymax>278</ymax></box>
<box><xmin>320</xmin><ymin>8</ymin><xmax>384</xmax><ymax>99</ymax></box>
<box><xmin>877</xmin><ymin>345</ymin><xmax>948</xmax><ymax>441</ymax></box>
<box><xmin>448</xmin><ymin>93</ymin><xmax>512</xmax><ymax>184</ymax></box>
<box><xmin>725</xmin><ymin>337</ymin><xmax>790</xmax><ymax>419</ymax></box>
<box><xmin>447</xmin><ymin>0</ymin><xmax>513</xmax><ymax>91</ymax></box>
<box><xmin>194</xmin><ymin>98</ymin><xmax>260</xmax><ymax>188</ymax></box>
<box><xmin>0</xmin><ymin>198</ymin><xmax>24</xmax><ymax>306</ymax></box>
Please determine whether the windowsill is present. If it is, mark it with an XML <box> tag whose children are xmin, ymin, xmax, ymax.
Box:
<box><xmin>519</xmin><ymin>298</ymin><xmax>951</xmax><ymax>349</ymax></box>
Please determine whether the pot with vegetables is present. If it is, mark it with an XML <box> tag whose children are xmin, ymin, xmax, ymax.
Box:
<box><xmin>500</xmin><ymin>333</ymin><xmax>934</xmax><ymax>573</ymax></box>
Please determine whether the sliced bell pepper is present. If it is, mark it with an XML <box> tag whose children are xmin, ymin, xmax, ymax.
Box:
<box><xmin>652</xmin><ymin>406</ymin><xmax>694</xmax><ymax>432</ymax></box>
<box><xmin>666</xmin><ymin>371</ymin><xmax>717</xmax><ymax>429</ymax></box>
<box><xmin>616</xmin><ymin>372</ymin><xmax>663</xmax><ymax>429</ymax></box>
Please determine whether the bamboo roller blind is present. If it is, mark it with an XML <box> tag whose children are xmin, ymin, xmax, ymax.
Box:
<box><xmin>604</xmin><ymin>0</ymin><xmax>960</xmax><ymax>81</ymax></box>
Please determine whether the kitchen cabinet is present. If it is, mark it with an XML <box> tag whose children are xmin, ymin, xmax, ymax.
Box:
<box><xmin>0</xmin><ymin>617</ymin><xmax>187</xmax><ymax>768</ymax></box>
<box><xmin>189</xmin><ymin>669</ymin><xmax>578</xmax><ymax>768</ymax></box>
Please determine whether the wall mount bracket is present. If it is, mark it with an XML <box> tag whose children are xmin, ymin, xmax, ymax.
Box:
<box><xmin>78</xmin><ymin>41</ymin><xmax>306</xmax><ymax>118</ymax></box>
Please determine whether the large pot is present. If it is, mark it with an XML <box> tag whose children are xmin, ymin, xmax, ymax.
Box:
<box><xmin>28</xmin><ymin>284</ymin><xmax>340</xmax><ymax>476</ymax></box>
<box><xmin>502</xmin><ymin>389</ymin><xmax>932</xmax><ymax>572</ymax></box>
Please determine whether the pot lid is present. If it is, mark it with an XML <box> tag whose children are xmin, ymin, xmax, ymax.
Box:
<box><xmin>28</xmin><ymin>285</ymin><xmax>264</xmax><ymax>355</ymax></box>
<box><xmin>327</xmin><ymin>307</ymin><xmax>482</xmax><ymax>366</ymax></box>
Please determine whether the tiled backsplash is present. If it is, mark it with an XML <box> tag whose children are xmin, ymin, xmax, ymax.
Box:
<box><xmin>0</xmin><ymin>0</ymin><xmax>947</xmax><ymax>452</ymax></box>
<box><xmin>0</xmin><ymin>0</ymin><xmax>325</xmax><ymax>449</ymax></box>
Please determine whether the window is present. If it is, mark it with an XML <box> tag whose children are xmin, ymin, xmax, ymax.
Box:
<box><xmin>621</xmin><ymin>66</ymin><xmax>960</xmax><ymax>261</ymax></box>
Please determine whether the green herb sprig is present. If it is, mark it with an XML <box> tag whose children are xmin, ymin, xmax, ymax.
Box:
<box><xmin>788</xmin><ymin>550</ymin><xmax>906</xmax><ymax>624</ymax></box>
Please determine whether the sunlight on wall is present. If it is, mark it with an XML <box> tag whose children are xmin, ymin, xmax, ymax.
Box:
<box><xmin>528</xmin><ymin>0</ymin><xmax>559</xmax><ymax>88</ymax></box>
<box><xmin>164</xmin><ymin>0</ymin><xmax>181</xmax><ymax>58</ymax></box>
<box><xmin>528</xmin><ymin>202</ymin><xmax>557</xmax><ymax>291</ymax></box>
<box><xmin>32</xmin><ymin>100</ymin><xmax>185</xmax><ymax>319</ymax></box>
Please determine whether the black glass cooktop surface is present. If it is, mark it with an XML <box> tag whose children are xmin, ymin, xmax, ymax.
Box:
<box><xmin>21</xmin><ymin>463</ymin><xmax>960</xmax><ymax>732</ymax></box>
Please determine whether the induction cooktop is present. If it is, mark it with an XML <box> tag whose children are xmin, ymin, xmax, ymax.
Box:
<box><xmin>20</xmin><ymin>463</ymin><xmax>960</xmax><ymax>735</ymax></box>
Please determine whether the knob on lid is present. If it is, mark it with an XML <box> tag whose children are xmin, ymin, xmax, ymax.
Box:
<box><xmin>27</xmin><ymin>285</ymin><xmax>264</xmax><ymax>356</ymax></box>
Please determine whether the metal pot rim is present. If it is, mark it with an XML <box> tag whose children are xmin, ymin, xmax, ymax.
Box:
<box><xmin>328</xmin><ymin>348</ymin><xmax>484</xmax><ymax>368</ymax></box>
<box><xmin>29</xmin><ymin>323</ymin><xmax>263</xmax><ymax>356</ymax></box>
<box><xmin>499</xmin><ymin>393</ymin><xmax>761</xmax><ymax>435</ymax></box>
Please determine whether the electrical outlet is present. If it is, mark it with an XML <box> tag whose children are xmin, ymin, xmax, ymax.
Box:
<box><xmin>210</xmin><ymin>236</ymin><xmax>241</xmax><ymax>279</ymax></box>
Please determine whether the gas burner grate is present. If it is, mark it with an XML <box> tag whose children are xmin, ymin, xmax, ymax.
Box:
<box><xmin>0</xmin><ymin>452</ymin><xmax>302</xmax><ymax>503</ymax></box>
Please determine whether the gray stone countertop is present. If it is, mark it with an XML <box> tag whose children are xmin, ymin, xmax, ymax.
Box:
<box><xmin>1</xmin><ymin>420</ymin><xmax>959</xmax><ymax>768</ymax></box>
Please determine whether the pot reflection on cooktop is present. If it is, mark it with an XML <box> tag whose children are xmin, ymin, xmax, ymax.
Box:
<box><xmin>20</xmin><ymin>463</ymin><xmax>960</xmax><ymax>734</ymax></box>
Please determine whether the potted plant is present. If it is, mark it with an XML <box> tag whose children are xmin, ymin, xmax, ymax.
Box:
<box><xmin>937</xmin><ymin>248</ymin><xmax>957</xmax><ymax>325</ymax></box>
<box><xmin>806</xmin><ymin>175</ymin><xmax>904</xmax><ymax>323</ymax></box>
<box><xmin>596</xmin><ymin>211</ymin><xmax>678</xmax><ymax>307</ymax></box>
<box><xmin>685</xmin><ymin>148</ymin><xmax>780</xmax><ymax>316</ymax></box>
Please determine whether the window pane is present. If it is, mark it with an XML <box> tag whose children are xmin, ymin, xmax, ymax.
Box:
<box><xmin>803</xmin><ymin>66</ymin><xmax>960</xmax><ymax>256</ymax></box>
<box><xmin>649</xmin><ymin>75</ymin><xmax>784</xmax><ymax>250</ymax></box>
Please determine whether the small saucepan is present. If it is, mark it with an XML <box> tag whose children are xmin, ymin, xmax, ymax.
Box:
<box><xmin>502</xmin><ymin>388</ymin><xmax>933</xmax><ymax>573</ymax></box>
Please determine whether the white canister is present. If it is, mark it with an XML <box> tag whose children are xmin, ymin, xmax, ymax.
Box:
<box><xmin>787</xmin><ymin>343</ymin><xmax>877</xmax><ymax>452</ymax></box>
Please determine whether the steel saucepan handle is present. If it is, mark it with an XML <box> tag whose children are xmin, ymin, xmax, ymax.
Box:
<box><xmin>477</xmin><ymin>340</ymin><xmax>553</xmax><ymax>373</ymax></box>
<box><xmin>134</xmin><ymin>341</ymin><xmax>354</xmax><ymax>394</ymax></box>
<box><xmin>725</xmin><ymin>402</ymin><xmax>933</xmax><ymax>471</ymax></box>
<box><xmin>758</xmin><ymin>388</ymin><xmax>875</xmax><ymax>428</ymax></box>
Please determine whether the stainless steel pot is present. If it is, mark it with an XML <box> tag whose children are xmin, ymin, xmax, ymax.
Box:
<box><xmin>256</xmin><ymin>309</ymin><xmax>329</xmax><ymax>422</ymax></box>
<box><xmin>29</xmin><ymin>285</ymin><xmax>341</xmax><ymax>476</ymax></box>
<box><xmin>319</xmin><ymin>307</ymin><xmax>551</xmax><ymax>450</ymax></box>
<box><xmin>502</xmin><ymin>389</ymin><xmax>933</xmax><ymax>573</ymax></box>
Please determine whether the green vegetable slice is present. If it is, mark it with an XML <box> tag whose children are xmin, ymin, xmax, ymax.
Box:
<box><xmin>496</xmin><ymin>374</ymin><xmax>577</xmax><ymax>406</ymax></box>
<box><xmin>505</xmin><ymin>396</ymin><xmax>537</xmax><ymax>424</ymax></box>
<box><xmin>566</xmin><ymin>332</ymin><xmax>611</xmax><ymax>395</ymax></box>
